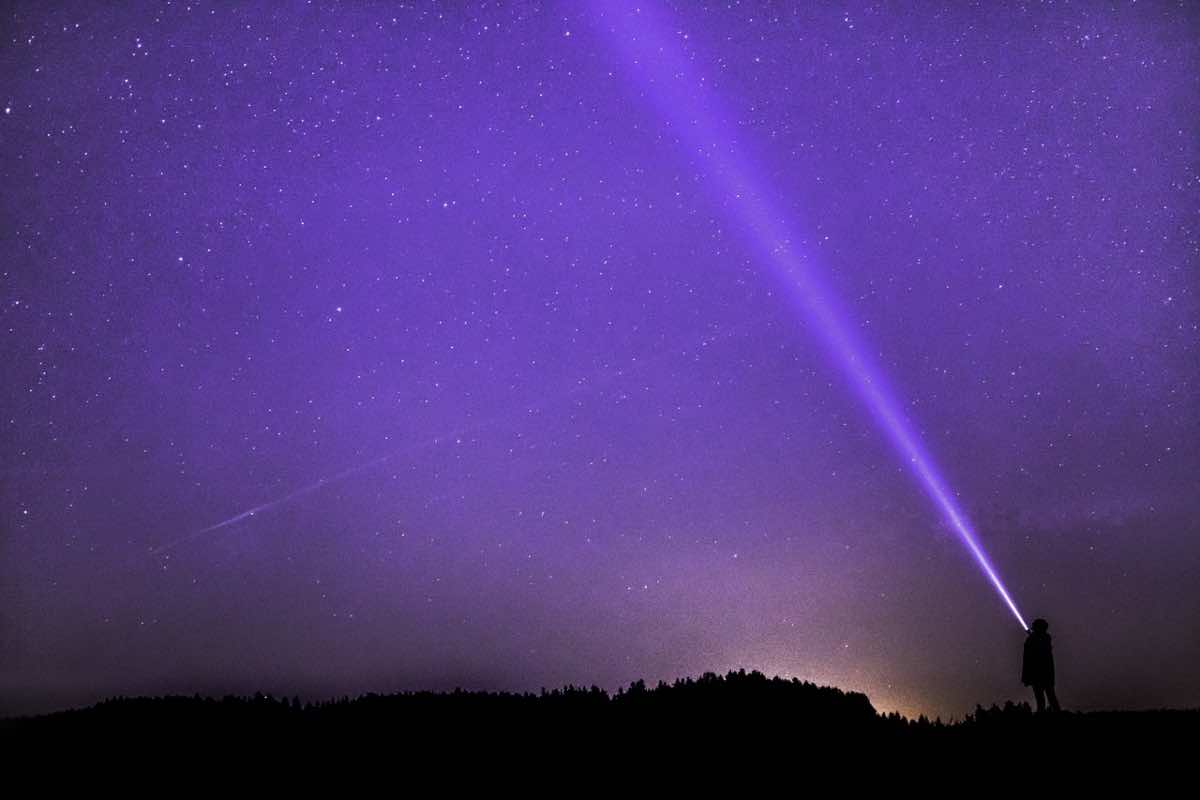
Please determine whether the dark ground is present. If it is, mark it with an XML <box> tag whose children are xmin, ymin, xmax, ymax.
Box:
<box><xmin>4</xmin><ymin>669</ymin><xmax>1195</xmax><ymax>769</ymax></box>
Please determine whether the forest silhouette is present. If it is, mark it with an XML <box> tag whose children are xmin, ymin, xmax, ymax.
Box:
<box><xmin>4</xmin><ymin>668</ymin><xmax>1194</xmax><ymax>761</ymax></box>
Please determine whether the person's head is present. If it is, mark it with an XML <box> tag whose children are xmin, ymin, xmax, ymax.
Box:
<box><xmin>1032</xmin><ymin>618</ymin><xmax>1049</xmax><ymax>634</ymax></box>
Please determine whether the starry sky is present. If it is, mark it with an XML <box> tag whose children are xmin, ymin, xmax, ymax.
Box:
<box><xmin>2</xmin><ymin>1</ymin><xmax>1197</xmax><ymax>720</ymax></box>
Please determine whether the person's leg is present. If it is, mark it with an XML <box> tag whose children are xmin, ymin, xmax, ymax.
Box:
<box><xmin>1032</xmin><ymin>685</ymin><xmax>1046</xmax><ymax>712</ymax></box>
<box><xmin>1046</xmin><ymin>686</ymin><xmax>1060</xmax><ymax>712</ymax></box>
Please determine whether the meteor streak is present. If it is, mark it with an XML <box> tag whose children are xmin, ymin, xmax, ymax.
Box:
<box><xmin>592</xmin><ymin>1</ymin><xmax>1028</xmax><ymax>629</ymax></box>
<box><xmin>150</xmin><ymin>448</ymin><xmax>427</xmax><ymax>554</ymax></box>
<box><xmin>153</xmin><ymin>317</ymin><xmax>767</xmax><ymax>556</ymax></box>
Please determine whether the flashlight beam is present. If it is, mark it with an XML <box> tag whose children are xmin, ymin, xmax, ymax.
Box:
<box><xmin>593</xmin><ymin>0</ymin><xmax>1027</xmax><ymax>630</ymax></box>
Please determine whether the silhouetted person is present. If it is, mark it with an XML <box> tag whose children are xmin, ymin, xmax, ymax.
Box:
<box><xmin>1022</xmin><ymin>618</ymin><xmax>1061</xmax><ymax>712</ymax></box>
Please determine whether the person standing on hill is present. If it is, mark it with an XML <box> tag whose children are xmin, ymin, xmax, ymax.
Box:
<box><xmin>1022</xmin><ymin>618</ymin><xmax>1061</xmax><ymax>712</ymax></box>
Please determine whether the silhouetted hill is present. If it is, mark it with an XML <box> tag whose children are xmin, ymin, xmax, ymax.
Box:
<box><xmin>3</xmin><ymin>669</ymin><xmax>1195</xmax><ymax>764</ymax></box>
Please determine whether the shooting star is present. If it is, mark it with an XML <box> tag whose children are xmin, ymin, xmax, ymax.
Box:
<box><xmin>150</xmin><ymin>442</ymin><xmax>455</xmax><ymax>554</ymax></box>
<box><xmin>152</xmin><ymin>316</ymin><xmax>769</xmax><ymax>556</ymax></box>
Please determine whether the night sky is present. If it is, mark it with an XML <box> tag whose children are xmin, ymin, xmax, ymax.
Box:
<box><xmin>3</xmin><ymin>1</ymin><xmax>1197</xmax><ymax>720</ymax></box>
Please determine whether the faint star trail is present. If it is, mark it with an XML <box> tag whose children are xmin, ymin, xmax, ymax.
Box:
<box><xmin>152</xmin><ymin>317</ymin><xmax>768</xmax><ymax>555</ymax></box>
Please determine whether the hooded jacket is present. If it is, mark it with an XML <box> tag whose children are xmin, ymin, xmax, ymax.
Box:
<box><xmin>1021</xmin><ymin>629</ymin><xmax>1055</xmax><ymax>687</ymax></box>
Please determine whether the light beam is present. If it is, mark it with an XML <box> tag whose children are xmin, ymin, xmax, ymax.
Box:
<box><xmin>591</xmin><ymin>0</ymin><xmax>1028</xmax><ymax>630</ymax></box>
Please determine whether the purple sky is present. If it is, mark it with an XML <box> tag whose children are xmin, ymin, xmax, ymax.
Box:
<box><xmin>2</xmin><ymin>1</ymin><xmax>1197</xmax><ymax>719</ymax></box>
